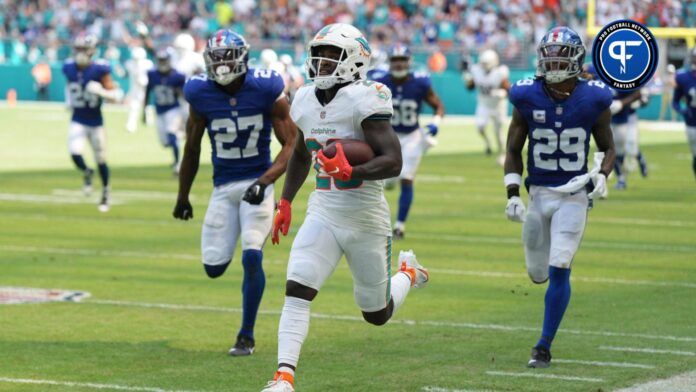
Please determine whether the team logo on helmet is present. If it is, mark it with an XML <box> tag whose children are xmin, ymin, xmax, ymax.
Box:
<box><xmin>592</xmin><ymin>20</ymin><xmax>658</xmax><ymax>91</ymax></box>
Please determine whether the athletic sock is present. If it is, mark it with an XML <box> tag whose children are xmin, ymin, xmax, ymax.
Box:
<box><xmin>97</xmin><ymin>163</ymin><xmax>110</xmax><ymax>187</ymax></box>
<box><xmin>614</xmin><ymin>154</ymin><xmax>624</xmax><ymax>178</ymax></box>
<box><xmin>537</xmin><ymin>266</ymin><xmax>571</xmax><ymax>350</ymax></box>
<box><xmin>239</xmin><ymin>249</ymin><xmax>265</xmax><ymax>339</ymax></box>
<box><xmin>397</xmin><ymin>183</ymin><xmax>414</xmax><ymax>224</ymax></box>
<box><xmin>71</xmin><ymin>154</ymin><xmax>89</xmax><ymax>171</ymax></box>
<box><xmin>389</xmin><ymin>272</ymin><xmax>412</xmax><ymax>314</ymax></box>
<box><xmin>167</xmin><ymin>133</ymin><xmax>180</xmax><ymax>165</ymax></box>
<box><xmin>277</xmin><ymin>296</ymin><xmax>311</xmax><ymax>368</ymax></box>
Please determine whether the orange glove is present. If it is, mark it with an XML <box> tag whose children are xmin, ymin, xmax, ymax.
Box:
<box><xmin>272</xmin><ymin>198</ymin><xmax>292</xmax><ymax>245</ymax></box>
<box><xmin>316</xmin><ymin>142</ymin><xmax>353</xmax><ymax>182</ymax></box>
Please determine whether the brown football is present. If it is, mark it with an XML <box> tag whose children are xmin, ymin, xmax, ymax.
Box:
<box><xmin>322</xmin><ymin>139</ymin><xmax>375</xmax><ymax>166</ymax></box>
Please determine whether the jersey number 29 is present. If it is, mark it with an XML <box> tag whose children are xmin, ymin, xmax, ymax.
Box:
<box><xmin>531</xmin><ymin>127</ymin><xmax>586</xmax><ymax>171</ymax></box>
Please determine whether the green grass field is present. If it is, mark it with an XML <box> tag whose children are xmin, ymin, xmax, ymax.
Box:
<box><xmin>0</xmin><ymin>103</ymin><xmax>694</xmax><ymax>392</ymax></box>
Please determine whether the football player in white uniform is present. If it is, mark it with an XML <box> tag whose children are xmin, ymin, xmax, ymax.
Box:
<box><xmin>262</xmin><ymin>24</ymin><xmax>429</xmax><ymax>392</ymax></box>
<box><xmin>464</xmin><ymin>49</ymin><xmax>510</xmax><ymax>161</ymax></box>
<box><xmin>124</xmin><ymin>46</ymin><xmax>153</xmax><ymax>133</ymax></box>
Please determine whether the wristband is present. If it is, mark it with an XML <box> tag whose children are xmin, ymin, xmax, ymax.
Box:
<box><xmin>504</xmin><ymin>173</ymin><xmax>522</xmax><ymax>187</ymax></box>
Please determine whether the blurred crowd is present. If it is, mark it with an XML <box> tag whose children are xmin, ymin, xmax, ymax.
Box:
<box><xmin>0</xmin><ymin>0</ymin><xmax>694</xmax><ymax>68</ymax></box>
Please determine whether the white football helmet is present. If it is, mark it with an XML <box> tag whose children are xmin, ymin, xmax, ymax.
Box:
<box><xmin>260</xmin><ymin>49</ymin><xmax>278</xmax><ymax>68</ymax></box>
<box><xmin>479</xmin><ymin>50</ymin><xmax>499</xmax><ymax>72</ymax></box>
<box><xmin>173</xmin><ymin>33</ymin><xmax>196</xmax><ymax>53</ymax></box>
<box><xmin>130</xmin><ymin>46</ymin><xmax>146</xmax><ymax>61</ymax></box>
<box><xmin>305</xmin><ymin>23</ymin><xmax>372</xmax><ymax>89</ymax></box>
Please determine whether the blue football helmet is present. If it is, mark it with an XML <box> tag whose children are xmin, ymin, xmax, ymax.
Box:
<box><xmin>537</xmin><ymin>26</ymin><xmax>585</xmax><ymax>83</ymax></box>
<box><xmin>204</xmin><ymin>29</ymin><xmax>249</xmax><ymax>85</ymax></box>
<box><xmin>389</xmin><ymin>43</ymin><xmax>411</xmax><ymax>78</ymax></box>
<box><xmin>73</xmin><ymin>33</ymin><xmax>98</xmax><ymax>67</ymax></box>
<box><xmin>155</xmin><ymin>48</ymin><xmax>173</xmax><ymax>73</ymax></box>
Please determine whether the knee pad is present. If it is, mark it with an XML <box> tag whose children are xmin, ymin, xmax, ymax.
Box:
<box><xmin>522</xmin><ymin>212</ymin><xmax>544</xmax><ymax>250</ymax></box>
<box><xmin>361</xmin><ymin>300</ymin><xmax>393</xmax><ymax>326</ymax></box>
<box><xmin>202</xmin><ymin>247</ymin><xmax>229</xmax><ymax>270</ymax></box>
<box><xmin>203</xmin><ymin>260</ymin><xmax>230</xmax><ymax>278</ymax></box>
<box><xmin>285</xmin><ymin>280</ymin><xmax>318</xmax><ymax>301</ymax></box>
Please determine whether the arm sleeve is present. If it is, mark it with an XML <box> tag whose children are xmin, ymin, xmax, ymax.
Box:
<box><xmin>508</xmin><ymin>84</ymin><xmax>521</xmax><ymax>108</ymax></box>
<box><xmin>597</xmin><ymin>88</ymin><xmax>613</xmax><ymax>112</ymax></box>
<box><xmin>183</xmin><ymin>80</ymin><xmax>197</xmax><ymax>110</ymax></box>
<box><xmin>100</xmin><ymin>63</ymin><xmax>112</xmax><ymax>78</ymax></box>
<box><xmin>289</xmin><ymin>87</ymin><xmax>305</xmax><ymax>123</ymax></box>
<box><xmin>356</xmin><ymin>83</ymin><xmax>393</xmax><ymax>124</ymax></box>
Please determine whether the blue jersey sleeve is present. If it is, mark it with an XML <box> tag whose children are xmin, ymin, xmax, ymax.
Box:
<box><xmin>591</xmin><ymin>81</ymin><xmax>613</xmax><ymax>112</ymax></box>
<box><xmin>175</xmin><ymin>72</ymin><xmax>187</xmax><ymax>88</ymax></box>
<box><xmin>267</xmin><ymin>70</ymin><xmax>285</xmax><ymax>103</ymax></box>
<box><xmin>96</xmin><ymin>61</ymin><xmax>111</xmax><ymax>79</ymax></box>
<box><xmin>183</xmin><ymin>77</ymin><xmax>204</xmax><ymax>113</ymax></box>
<box><xmin>415</xmin><ymin>72</ymin><xmax>432</xmax><ymax>90</ymax></box>
<box><xmin>62</xmin><ymin>62</ymin><xmax>71</xmax><ymax>77</ymax></box>
<box><xmin>508</xmin><ymin>79</ymin><xmax>533</xmax><ymax>109</ymax></box>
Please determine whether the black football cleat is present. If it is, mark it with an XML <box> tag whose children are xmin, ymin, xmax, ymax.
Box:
<box><xmin>229</xmin><ymin>335</ymin><xmax>255</xmax><ymax>357</ymax></box>
<box><xmin>392</xmin><ymin>228</ymin><xmax>405</xmax><ymax>241</ymax></box>
<box><xmin>527</xmin><ymin>346</ymin><xmax>551</xmax><ymax>368</ymax></box>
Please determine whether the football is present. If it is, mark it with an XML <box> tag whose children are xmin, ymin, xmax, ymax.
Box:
<box><xmin>322</xmin><ymin>139</ymin><xmax>375</xmax><ymax>166</ymax></box>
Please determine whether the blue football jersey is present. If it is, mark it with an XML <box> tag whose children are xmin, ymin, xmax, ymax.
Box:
<box><xmin>373</xmin><ymin>71</ymin><xmax>431</xmax><ymax>134</ymax></box>
<box><xmin>147</xmin><ymin>69</ymin><xmax>186</xmax><ymax>114</ymax></box>
<box><xmin>62</xmin><ymin>60</ymin><xmax>111</xmax><ymax>126</ymax></box>
<box><xmin>509</xmin><ymin>78</ymin><xmax>613</xmax><ymax>187</ymax></box>
<box><xmin>674</xmin><ymin>70</ymin><xmax>696</xmax><ymax>127</ymax></box>
<box><xmin>184</xmin><ymin>68</ymin><xmax>284</xmax><ymax>186</ymax></box>
<box><xmin>610</xmin><ymin>90</ymin><xmax>636</xmax><ymax>125</ymax></box>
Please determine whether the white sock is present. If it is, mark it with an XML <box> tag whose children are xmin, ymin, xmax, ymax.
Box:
<box><xmin>390</xmin><ymin>272</ymin><xmax>412</xmax><ymax>314</ymax></box>
<box><xmin>395</xmin><ymin>221</ymin><xmax>405</xmax><ymax>231</ymax></box>
<box><xmin>277</xmin><ymin>296</ymin><xmax>311</xmax><ymax>369</ymax></box>
<box><xmin>278</xmin><ymin>366</ymin><xmax>295</xmax><ymax>376</ymax></box>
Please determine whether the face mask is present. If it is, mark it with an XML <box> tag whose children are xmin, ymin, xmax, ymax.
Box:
<box><xmin>75</xmin><ymin>52</ymin><xmax>91</xmax><ymax>66</ymax></box>
<box><xmin>391</xmin><ymin>69</ymin><xmax>408</xmax><ymax>78</ymax></box>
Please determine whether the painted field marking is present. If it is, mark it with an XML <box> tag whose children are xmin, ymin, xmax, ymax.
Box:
<box><xmin>78</xmin><ymin>299</ymin><xmax>696</xmax><ymax>343</ymax></box>
<box><xmin>614</xmin><ymin>370</ymin><xmax>696</xmax><ymax>392</ymax></box>
<box><xmin>600</xmin><ymin>346</ymin><xmax>696</xmax><ymax>356</ymax></box>
<box><xmin>0</xmin><ymin>193</ymin><xmax>124</xmax><ymax>205</ymax></box>
<box><xmin>553</xmin><ymin>359</ymin><xmax>655</xmax><ymax>369</ymax></box>
<box><xmin>0</xmin><ymin>377</ymin><xmax>203</xmax><ymax>392</ymax></box>
<box><xmin>3</xmin><ymin>244</ymin><xmax>695</xmax><ymax>290</ymax></box>
<box><xmin>422</xmin><ymin>386</ymin><xmax>495</xmax><ymax>392</ymax></box>
<box><xmin>485</xmin><ymin>371</ymin><xmax>603</xmax><ymax>382</ymax></box>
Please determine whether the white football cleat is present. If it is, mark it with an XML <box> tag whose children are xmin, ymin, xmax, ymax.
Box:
<box><xmin>398</xmin><ymin>249</ymin><xmax>429</xmax><ymax>288</ymax></box>
<box><xmin>261</xmin><ymin>372</ymin><xmax>294</xmax><ymax>392</ymax></box>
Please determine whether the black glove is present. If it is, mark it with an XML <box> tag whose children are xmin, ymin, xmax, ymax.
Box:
<box><xmin>242</xmin><ymin>180</ymin><xmax>268</xmax><ymax>205</ymax></box>
<box><xmin>173</xmin><ymin>199</ymin><xmax>193</xmax><ymax>220</ymax></box>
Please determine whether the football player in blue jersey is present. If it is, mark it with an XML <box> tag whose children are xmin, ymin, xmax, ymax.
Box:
<box><xmin>144</xmin><ymin>49</ymin><xmax>187</xmax><ymax>175</ymax></box>
<box><xmin>504</xmin><ymin>27</ymin><xmax>616</xmax><ymax>368</ymax></box>
<box><xmin>672</xmin><ymin>47</ymin><xmax>696</xmax><ymax>179</ymax></box>
<box><xmin>373</xmin><ymin>43</ymin><xmax>445</xmax><ymax>240</ymax></box>
<box><xmin>172</xmin><ymin>30</ymin><xmax>297</xmax><ymax>356</ymax></box>
<box><xmin>63</xmin><ymin>33</ymin><xmax>124</xmax><ymax>212</ymax></box>
<box><xmin>583</xmin><ymin>64</ymin><xmax>648</xmax><ymax>189</ymax></box>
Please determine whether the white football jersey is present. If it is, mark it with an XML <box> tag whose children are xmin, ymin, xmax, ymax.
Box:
<box><xmin>291</xmin><ymin>80</ymin><xmax>394</xmax><ymax>235</ymax></box>
<box><xmin>471</xmin><ymin>64</ymin><xmax>509</xmax><ymax>107</ymax></box>
<box><xmin>125</xmin><ymin>58</ymin><xmax>153</xmax><ymax>94</ymax></box>
<box><xmin>175</xmin><ymin>51</ymin><xmax>205</xmax><ymax>79</ymax></box>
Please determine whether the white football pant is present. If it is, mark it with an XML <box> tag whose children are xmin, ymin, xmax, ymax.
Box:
<box><xmin>68</xmin><ymin>121</ymin><xmax>107</xmax><ymax>163</ymax></box>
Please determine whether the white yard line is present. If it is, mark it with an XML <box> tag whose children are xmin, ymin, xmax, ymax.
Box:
<box><xmin>429</xmin><ymin>268</ymin><xmax>696</xmax><ymax>289</ymax></box>
<box><xmin>613</xmin><ymin>370</ymin><xmax>696</xmax><ymax>392</ymax></box>
<box><xmin>0</xmin><ymin>377</ymin><xmax>203</xmax><ymax>392</ymax></box>
<box><xmin>552</xmin><ymin>359</ymin><xmax>655</xmax><ymax>369</ymax></box>
<box><xmin>409</xmin><ymin>232</ymin><xmax>696</xmax><ymax>254</ymax></box>
<box><xmin>600</xmin><ymin>346</ymin><xmax>696</xmax><ymax>356</ymax></box>
<box><xmin>80</xmin><ymin>299</ymin><xmax>696</xmax><ymax>343</ymax></box>
<box><xmin>422</xmin><ymin>387</ymin><xmax>495</xmax><ymax>392</ymax></box>
<box><xmin>0</xmin><ymin>193</ymin><xmax>124</xmax><ymax>205</ymax></box>
<box><xmin>3</xmin><ymin>244</ymin><xmax>694</xmax><ymax>289</ymax></box>
<box><xmin>484</xmin><ymin>371</ymin><xmax>603</xmax><ymax>382</ymax></box>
